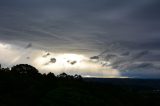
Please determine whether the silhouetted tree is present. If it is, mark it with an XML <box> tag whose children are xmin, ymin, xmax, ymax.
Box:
<box><xmin>46</xmin><ymin>72</ymin><xmax>56</xmax><ymax>80</ymax></box>
<box><xmin>57</xmin><ymin>72</ymin><xmax>68</xmax><ymax>78</ymax></box>
<box><xmin>11</xmin><ymin>64</ymin><xmax>40</xmax><ymax>77</ymax></box>
<box><xmin>0</xmin><ymin>67</ymin><xmax>10</xmax><ymax>73</ymax></box>
<box><xmin>57</xmin><ymin>72</ymin><xmax>75</xmax><ymax>80</ymax></box>
<box><xmin>74</xmin><ymin>74</ymin><xmax>82</xmax><ymax>80</ymax></box>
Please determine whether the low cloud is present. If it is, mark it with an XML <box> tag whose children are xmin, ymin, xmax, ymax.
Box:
<box><xmin>44</xmin><ymin>58</ymin><xmax>56</xmax><ymax>65</ymax></box>
<box><xmin>90</xmin><ymin>56</ymin><xmax>99</xmax><ymax>60</ymax></box>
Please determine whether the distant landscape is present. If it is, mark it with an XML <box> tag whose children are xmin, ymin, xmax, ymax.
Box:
<box><xmin>0</xmin><ymin>64</ymin><xmax>160</xmax><ymax>106</ymax></box>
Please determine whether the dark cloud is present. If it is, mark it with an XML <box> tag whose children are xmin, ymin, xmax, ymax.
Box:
<box><xmin>98</xmin><ymin>42</ymin><xmax>127</xmax><ymax>56</ymax></box>
<box><xmin>101</xmin><ymin>50</ymin><xmax>150</xmax><ymax>70</ymax></box>
<box><xmin>67</xmin><ymin>60</ymin><xmax>77</xmax><ymax>65</ymax></box>
<box><xmin>0</xmin><ymin>0</ymin><xmax>160</xmax><ymax>78</ymax></box>
<box><xmin>25</xmin><ymin>43</ymin><xmax>32</xmax><ymax>49</ymax></box>
<box><xmin>70</xmin><ymin>61</ymin><xmax>77</xmax><ymax>65</ymax></box>
<box><xmin>139</xmin><ymin>39</ymin><xmax>160</xmax><ymax>50</ymax></box>
<box><xmin>121</xmin><ymin>51</ymin><xmax>130</xmax><ymax>56</ymax></box>
<box><xmin>26</xmin><ymin>57</ymin><xmax>30</xmax><ymax>59</ymax></box>
<box><xmin>109</xmin><ymin>59</ymin><xmax>127</xmax><ymax>69</ymax></box>
<box><xmin>132</xmin><ymin>50</ymin><xmax>149</xmax><ymax>60</ymax></box>
<box><xmin>128</xmin><ymin>63</ymin><xmax>154</xmax><ymax>70</ymax></box>
<box><xmin>50</xmin><ymin>58</ymin><xmax>56</xmax><ymax>63</ymax></box>
<box><xmin>90</xmin><ymin>56</ymin><xmax>99</xmax><ymax>60</ymax></box>
<box><xmin>105</xmin><ymin>54</ymin><xmax>117</xmax><ymax>61</ymax></box>
<box><xmin>44</xmin><ymin>58</ymin><xmax>56</xmax><ymax>65</ymax></box>
<box><xmin>119</xmin><ymin>40</ymin><xmax>160</xmax><ymax>50</ymax></box>
<box><xmin>0</xmin><ymin>0</ymin><xmax>160</xmax><ymax>51</ymax></box>
<box><xmin>43</xmin><ymin>52</ymin><xmax>50</xmax><ymax>58</ymax></box>
<box><xmin>129</xmin><ymin>1</ymin><xmax>160</xmax><ymax>21</ymax></box>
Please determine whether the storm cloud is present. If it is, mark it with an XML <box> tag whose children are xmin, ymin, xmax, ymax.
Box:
<box><xmin>0</xmin><ymin>0</ymin><xmax>160</xmax><ymax>78</ymax></box>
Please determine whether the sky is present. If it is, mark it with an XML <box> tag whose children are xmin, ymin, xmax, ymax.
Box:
<box><xmin>0</xmin><ymin>0</ymin><xmax>160</xmax><ymax>78</ymax></box>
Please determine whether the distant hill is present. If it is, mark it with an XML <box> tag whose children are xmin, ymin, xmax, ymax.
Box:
<box><xmin>85</xmin><ymin>78</ymin><xmax>160</xmax><ymax>89</ymax></box>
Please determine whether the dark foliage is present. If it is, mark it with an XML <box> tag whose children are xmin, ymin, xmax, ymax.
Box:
<box><xmin>0</xmin><ymin>64</ymin><xmax>160</xmax><ymax>106</ymax></box>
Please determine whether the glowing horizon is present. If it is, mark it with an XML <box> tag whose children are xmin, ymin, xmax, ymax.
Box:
<box><xmin>0</xmin><ymin>42</ymin><xmax>121</xmax><ymax>78</ymax></box>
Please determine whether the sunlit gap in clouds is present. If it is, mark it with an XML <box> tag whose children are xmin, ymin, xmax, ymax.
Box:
<box><xmin>0</xmin><ymin>42</ymin><xmax>121</xmax><ymax>78</ymax></box>
<box><xmin>0</xmin><ymin>42</ymin><xmax>21</xmax><ymax>64</ymax></box>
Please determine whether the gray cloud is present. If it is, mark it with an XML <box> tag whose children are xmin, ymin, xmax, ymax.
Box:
<box><xmin>70</xmin><ymin>61</ymin><xmax>77</xmax><ymax>65</ymax></box>
<box><xmin>99</xmin><ymin>50</ymin><xmax>152</xmax><ymax>71</ymax></box>
<box><xmin>0</xmin><ymin>0</ymin><xmax>160</xmax><ymax>78</ymax></box>
<box><xmin>0</xmin><ymin>0</ymin><xmax>160</xmax><ymax>51</ymax></box>
<box><xmin>26</xmin><ymin>57</ymin><xmax>30</xmax><ymax>59</ymax></box>
<box><xmin>25</xmin><ymin>43</ymin><xmax>32</xmax><ymax>49</ymax></box>
<box><xmin>42</xmin><ymin>52</ymin><xmax>50</xmax><ymax>58</ymax></box>
<box><xmin>131</xmin><ymin>50</ymin><xmax>149</xmax><ymax>60</ymax></box>
<box><xmin>90</xmin><ymin>56</ymin><xmax>99</xmax><ymax>60</ymax></box>
<box><xmin>127</xmin><ymin>63</ymin><xmax>155</xmax><ymax>70</ymax></box>
<box><xmin>121</xmin><ymin>51</ymin><xmax>130</xmax><ymax>56</ymax></box>
<box><xmin>67</xmin><ymin>60</ymin><xmax>77</xmax><ymax>65</ymax></box>
<box><xmin>50</xmin><ymin>58</ymin><xmax>56</xmax><ymax>63</ymax></box>
<box><xmin>44</xmin><ymin>57</ymin><xmax>56</xmax><ymax>65</ymax></box>
<box><xmin>105</xmin><ymin>54</ymin><xmax>117</xmax><ymax>61</ymax></box>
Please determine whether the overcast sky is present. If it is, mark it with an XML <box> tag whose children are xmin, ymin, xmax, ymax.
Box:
<box><xmin>0</xmin><ymin>0</ymin><xmax>160</xmax><ymax>78</ymax></box>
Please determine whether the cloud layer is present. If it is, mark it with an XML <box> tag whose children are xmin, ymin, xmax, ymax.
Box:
<box><xmin>0</xmin><ymin>0</ymin><xmax>160</xmax><ymax>78</ymax></box>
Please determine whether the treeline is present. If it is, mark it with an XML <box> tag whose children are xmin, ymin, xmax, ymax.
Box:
<box><xmin>0</xmin><ymin>64</ymin><xmax>84</xmax><ymax>106</ymax></box>
<box><xmin>0</xmin><ymin>64</ymin><xmax>82</xmax><ymax>80</ymax></box>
